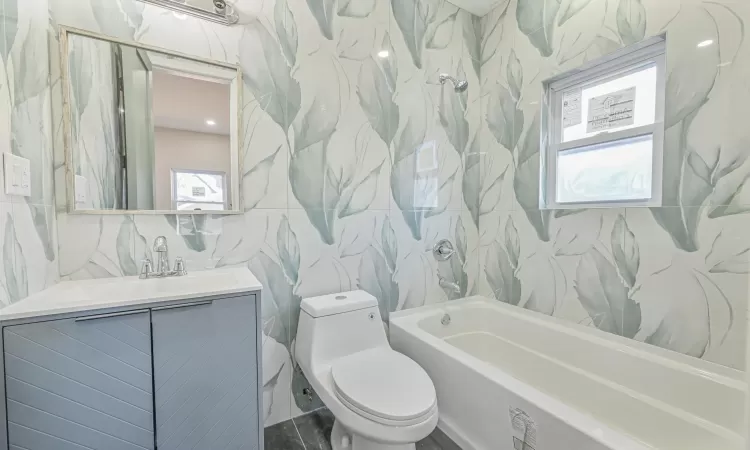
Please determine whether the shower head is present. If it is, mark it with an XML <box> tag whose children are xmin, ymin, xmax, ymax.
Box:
<box><xmin>439</xmin><ymin>73</ymin><xmax>469</xmax><ymax>93</ymax></box>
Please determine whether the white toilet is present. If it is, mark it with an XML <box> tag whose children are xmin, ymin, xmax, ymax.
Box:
<box><xmin>295</xmin><ymin>291</ymin><xmax>438</xmax><ymax>450</ymax></box>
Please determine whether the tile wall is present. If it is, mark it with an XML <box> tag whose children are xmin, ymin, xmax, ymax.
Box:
<box><xmin>475</xmin><ymin>0</ymin><xmax>750</xmax><ymax>370</ymax></box>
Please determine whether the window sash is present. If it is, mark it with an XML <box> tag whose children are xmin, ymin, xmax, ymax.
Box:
<box><xmin>553</xmin><ymin>124</ymin><xmax>656</xmax><ymax>153</ymax></box>
<box><xmin>542</xmin><ymin>37</ymin><xmax>666</xmax><ymax>210</ymax></box>
<box><xmin>555</xmin><ymin>134</ymin><xmax>655</xmax><ymax>205</ymax></box>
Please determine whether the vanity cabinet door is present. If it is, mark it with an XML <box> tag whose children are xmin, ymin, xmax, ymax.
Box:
<box><xmin>3</xmin><ymin>310</ymin><xmax>155</xmax><ymax>450</ymax></box>
<box><xmin>151</xmin><ymin>295</ymin><xmax>259</xmax><ymax>450</ymax></box>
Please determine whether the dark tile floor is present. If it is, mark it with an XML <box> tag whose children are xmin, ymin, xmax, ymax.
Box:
<box><xmin>265</xmin><ymin>408</ymin><xmax>462</xmax><ymax>450</ymax></box>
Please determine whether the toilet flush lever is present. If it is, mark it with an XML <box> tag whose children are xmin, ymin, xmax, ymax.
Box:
<box><xmin>433</xmin><ymin>239</ymin><xmax>455</xmax><ymax>261</ymax></box>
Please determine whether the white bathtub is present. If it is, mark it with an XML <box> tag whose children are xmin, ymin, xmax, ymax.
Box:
<box><xmin>389</xmin><ymin>297</ymin><xmax>745</xmax><ymax>450</ymax></box>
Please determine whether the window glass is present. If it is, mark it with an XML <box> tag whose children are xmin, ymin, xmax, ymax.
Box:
<box><xmin>556</xmin><ymin>135</ymin><xmax>653</xmax><ymax>204</ymax></box>
<box><xmin>174</xmin><ymin>171</ymin><xmax>226</xmax><ymax>204</ymax></box>
<box><xmin>562</xmin><ymin>65</ymin><xmax>657</xmax><ymax>143</ymax></box>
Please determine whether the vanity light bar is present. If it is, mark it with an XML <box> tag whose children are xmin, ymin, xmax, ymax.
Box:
<box><xmin>139</xmin><ymin>0</ymin><xmax>239</xmax><ymax>25</ymax></box>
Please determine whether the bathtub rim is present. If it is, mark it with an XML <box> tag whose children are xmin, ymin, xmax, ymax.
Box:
<box><xmin>390</xmin><ymin>296</ymin><xmax>744</xmax><ymax>387</ymax></box>
<box><xmin>389</xmin><ymin>297</ymin><xmax>745</xmax><ymax>450</ymax></box>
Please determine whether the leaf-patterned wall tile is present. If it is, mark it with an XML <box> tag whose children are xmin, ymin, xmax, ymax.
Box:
<box><xmin>6</xmin><ymin>2</ymin><xmax>52</xmax><ymax>208</ymax></box>
<box><xmin>480</xmin><ymin>207</ymin><xmax>626</xmax><ymax>324</ymax></box>
<box><xmin>0</xmin><ymin>65</ymin><xmax>12</xmax><ymax>207</ymax></box>
<box><xmin>626</xmin><ymin>206</ymin><xmax>747</xmax><ymax>369</ymax></box>
<box><xmin>286</xmin><ymin>42</ymin><xmax>391</xmax><ymax>219</ymax></box>
<box><xmin>474</xmin><ymin>127</ymin><xmax>515</xmax><ymax>227</ymax></box>
<box><xmin>0</xmin><ymin>204</ymin><xmax>24</xmax><ymax>305</ymax></box>
<box><xmin>262</xmin><ymin>326</ymin><xmax>293</xmax><ymax>427</ymax></box>
<box><xmin>0</xmin><ymin>205</ymin><xmax>12</xmax><ymax>306</ymax></box>
<box><xmin>389</xmin><ymin>99</ymin><xmax>464</xmax><ymax>234</ymax></box>
<box><xmin>391</xmin><ymin>209</ymin><xmax>477</xmax><ymax>310</ymax></box>
<box><xmin>290</xmin><ymin>208</ymin><xmax>384</xmax><ymax>300</ymax></box>
<box><xmin>12</xmin><ymin>90</ymin><xmax>55</xmax><ymax>209</ymax></box>
<box><xmin>236</xmin><ymin>212</ymin><xmax>291</xmax><ymax>336</ymax></box>
<box><xmin>242</xmin><ymin>109</ymin><xmax>289</xmax><ymax>211</ymax></box>
<box><xmin>58</xmin><ymin>213</ymin><xmax>131</xmax><ymax>279</ymax></box>
<box><xmin>133</xmin><ymin>213</ymin><xmax>225</xmax><ymax>271</ymax></box>
<box><xmin>11</xmin><ymin>203</ymin><xmax>57</xmax><ymax>297</ymax></box>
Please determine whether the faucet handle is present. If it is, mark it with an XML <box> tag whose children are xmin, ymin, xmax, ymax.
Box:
<box><xmin>139</xmin><ymin>259</ymin><xmax>153</xmax><ymax>279</ymax></box>
<box><xmin>173</xmin><ymin>257</ymin><xmax>187</xmax><ymax>276</ymax></box>
<box><xmin>433</xmin><ymin>239</ymin><xmax>455</xmax><ymax>261</ymax></box>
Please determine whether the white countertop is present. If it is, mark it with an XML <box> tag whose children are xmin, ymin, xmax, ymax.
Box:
<box><xmin>0</xmin><ymin>267</ymin><xmax>262</xmax><ymax>322</ymax></box>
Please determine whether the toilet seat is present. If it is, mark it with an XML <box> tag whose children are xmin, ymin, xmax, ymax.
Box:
<box><xmin>331</xmin><ymin>348</ymin><xmax>437</xmax><ymax>426</ymax></box>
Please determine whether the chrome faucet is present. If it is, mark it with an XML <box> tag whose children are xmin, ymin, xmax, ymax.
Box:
<box><xmin>153</xmin><ymin>236</ymin><xmax>169</xmax><ymax>275</ymax></box>
<box><xmin>139</xmin><ymin>236</ymin><xmax>187</xmax><ymax>279</ymax></box>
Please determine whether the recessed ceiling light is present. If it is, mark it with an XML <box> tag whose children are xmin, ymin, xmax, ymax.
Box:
<box><xmin>697</xmin><ymin>39</ymin><xmax>714</xmax><ymax>48</ymax></box>
<box><xmin>206</xmin><ymin>119</ymin><xmax>216</xmax><ymax>126</ymax></box>
<box><xmin>377</xmin><ymin>50</ymin><xmax>389</xmax><ymax>58</ymax></box>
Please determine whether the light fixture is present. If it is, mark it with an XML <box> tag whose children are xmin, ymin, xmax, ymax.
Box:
<box><xmin>697</xmin><ymin>39</ymin><xmax>714</xmax><ymax>48</ymax></box>
<box><xmin>377</xmin><ymin>50</ymin><xmax>389</xmax><ymax>58</ymax></box>
<box><xmin>206</xmin><ymin>119</ymin><xmax>216</xmax><ymax>126</ymax></box>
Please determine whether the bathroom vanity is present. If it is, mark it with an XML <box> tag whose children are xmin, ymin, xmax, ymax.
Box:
<box><xmin>0</xmin><ymin>267</ymin><xmax>263</xmax><ymax>450</ymax></box>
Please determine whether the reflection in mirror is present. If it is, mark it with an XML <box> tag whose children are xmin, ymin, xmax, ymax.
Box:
<box><xmin>63</xmin><ymin>28</ymin><xmax>241</xmax><ymax>214</ymax></box>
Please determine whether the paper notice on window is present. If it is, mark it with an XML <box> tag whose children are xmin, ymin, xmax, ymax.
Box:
<box><xmin>562</xmin><ymin>89</ymin><xmax>582</xmax><ymax>128</ymax></box>
<box><xmin>587</xmin><ymin>86</ymin><xmax>636</xmax><ymax>133</ymax></box>
<box><xmin>509</xmin><ymin>407</ymin><xmax>537</xmax><ymax>450</ymax></box>
<box><xmin>192</xmin><ymin>186</ymin><xmax>206</xmax><ymax>197</ymax></box>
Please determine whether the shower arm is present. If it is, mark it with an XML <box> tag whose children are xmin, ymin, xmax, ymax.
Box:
<box><xmin>439</xmin><ymin>74</ymin><xmax>458</xmax><ymax>85</ymax></box>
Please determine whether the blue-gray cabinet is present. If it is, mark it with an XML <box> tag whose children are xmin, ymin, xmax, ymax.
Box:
<box><xmin>152</xmin><ymin>296</ymin><xmax>258</xmax><ymax>450</ymax></box>
<box><xmin>4</xmin><ymin>310</ymin><xmax>155</xmax><ymax>450</ymax></box>
<box><xmin>0</xmin><ymin>293</ymin><xmax>261</xmax><ymax>450</ymax></box>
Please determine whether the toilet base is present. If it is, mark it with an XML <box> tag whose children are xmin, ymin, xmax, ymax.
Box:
<box><xmin>331</xmin><ymin>419</ymin><xmax>416</xmax><ymax>450</ymax></box>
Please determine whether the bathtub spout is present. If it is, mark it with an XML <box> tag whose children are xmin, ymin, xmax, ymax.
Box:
<box><xmin>438</xmin><ymin>276</ymin><xmax>461</xmax><ymax>295</ymax></box>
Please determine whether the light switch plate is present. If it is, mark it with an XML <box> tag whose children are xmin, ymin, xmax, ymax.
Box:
<box><xmin>4</xmin><ymin>153</ymin><xmax>31</xmax><ymax>197</ymax></box>
<box><xmin>74</xmin><ymin>175</ymin><xmax>88</xmax><ymax>204</ymax></box>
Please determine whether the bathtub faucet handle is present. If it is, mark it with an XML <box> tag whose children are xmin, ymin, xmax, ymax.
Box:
<box><xmin>433</xmin><ymin>239</ymin><xmax>455</xmax><ymax>261</ymax></box>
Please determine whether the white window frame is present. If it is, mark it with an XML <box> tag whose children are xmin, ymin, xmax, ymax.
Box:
<box><xmin>541</xmin><ymin>36</ymin><xmax>667</xmax><ymax>210</ymax></box>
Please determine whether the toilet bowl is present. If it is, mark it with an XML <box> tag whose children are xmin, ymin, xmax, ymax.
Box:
<box><xmin>295</xmin><ymin>291</ymin><xmax>438</xmax><ymax>450</ymax></box>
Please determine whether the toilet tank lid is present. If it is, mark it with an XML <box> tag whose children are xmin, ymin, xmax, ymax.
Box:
<box><xmin>300</xmin><ymin>291</ymin><xmax>378</xmax><ymax>318</ymax></box>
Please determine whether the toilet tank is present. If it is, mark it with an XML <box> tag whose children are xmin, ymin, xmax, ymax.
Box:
<box><xmin>295</xmin><ymin>291</ymin><xmax>389</xmax><ymax>372</ymax></box>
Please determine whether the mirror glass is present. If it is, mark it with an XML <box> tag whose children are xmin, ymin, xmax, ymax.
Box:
<box><xmin>64</xmin><ymin>29</ymin><xmax>241</xmax><ymax>213</ymax></box>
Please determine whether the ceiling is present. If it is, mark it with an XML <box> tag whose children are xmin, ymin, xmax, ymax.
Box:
<box><xmin>152</xmin><ymin>70</ymin><xmax>232</xmax><ymax>136</ymax></box>
<box><xmin>447</xmin><ymin>0</ymin><xmax>507</xmax><ymax>16</ymax></box>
